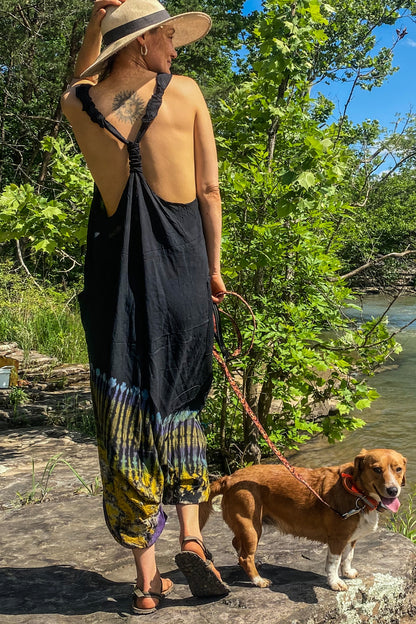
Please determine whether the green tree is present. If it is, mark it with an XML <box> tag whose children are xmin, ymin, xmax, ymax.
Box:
<box><xmin>323</xmin><ymin>111</ymin><xmax>416</xmax><ymax>288</ymax></box>
<box><xmin>0</xmin><ymin>137</ymin><xmax>92</xmax><ymax>283</ymax></box>
<box><xmin>0</xmin><ymin>0</ymin><xmax>90</xmax><ymax>188</ymax></box>
<box><xmin>338</xmin><ymin>169</ymin><xmax>416</xmax><ymax>288</ymax></box>
<box><xmin>204</xmin><ymin>0</ymin><xmax>405</xmax><ymax>464</ymax></box>
<box><xmin>167</xmin><ymin>0</ymin><xmax>251</xmax><ymax>108</ymax></box>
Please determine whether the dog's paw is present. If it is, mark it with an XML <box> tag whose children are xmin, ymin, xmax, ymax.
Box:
<box><xmin>329</xmin><ymin>578</ymin><xmax>348</xmax><ymax>591</ymax></box>
<box><xmin>252</xmin><ymin>575</ymin><xmax>272</xmax><ymax>588</ymax></box>
<box><xmin>342</xmin><ymin>568</ymin><xmax>358</xmax><ymax>579</ymax></box>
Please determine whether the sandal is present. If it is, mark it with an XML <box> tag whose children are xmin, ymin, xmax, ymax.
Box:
<box><xmin>131</xmin><ymin>577</ymin><xmax>174</xmax><ymax>615</ymax></box>
<box><xmin>175</xmin><ymin>536</ymin><xmax>230</xmax><ymax>598</ymax></box>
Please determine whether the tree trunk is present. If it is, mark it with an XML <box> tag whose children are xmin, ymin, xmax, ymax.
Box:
<box><xmin>37</xmin><ymin>21</ymin><xmax>81</xmax><ymax>186</ymax></box>
<box><xmin>219</xmin><ymin>380</ymin><xmax>229</xmax><ymax>454</ymax></box>
<box><xmin>257</xmin><ymin>370</ymin><xmax>274</xmax><ymax>426</ymax></box>
<box><xmin>242</xmin><ymin>354</ymin><xmax>262</xmax><ymax>464</ymax></box>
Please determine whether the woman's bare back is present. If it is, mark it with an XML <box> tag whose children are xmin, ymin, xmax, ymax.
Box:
<box><xmin>62</xmin><ymin>72</ymin><xmax>214</xmax><ymax>216</ymax></box>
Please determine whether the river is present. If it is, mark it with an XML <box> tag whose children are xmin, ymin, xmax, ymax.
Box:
<box><xmin>292</xmin><ymin>295</ymin><xmax>416</xmax><ymax>485</ymax></box>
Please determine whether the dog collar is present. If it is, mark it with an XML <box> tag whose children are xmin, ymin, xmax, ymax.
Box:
<box><xmin>340</xmin><ymin>473</ymin><xmax>383</xmax><ymax>518</ymax></box>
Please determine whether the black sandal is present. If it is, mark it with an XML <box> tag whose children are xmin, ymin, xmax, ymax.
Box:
<box><xmin>131</xmin><ymin>578</ymin><xmax>174</xmax><ymax>615</ymax></box>
<box><xmin>175</xmin><ymin>536</ymin><xmax>230</xmax><ymax>598</ymax></box>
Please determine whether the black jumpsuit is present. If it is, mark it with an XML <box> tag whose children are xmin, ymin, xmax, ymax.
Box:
<box><xmin>76</xmin><ymin>73</ymin><xmax>213</xmax><ymax>549</ymax></box>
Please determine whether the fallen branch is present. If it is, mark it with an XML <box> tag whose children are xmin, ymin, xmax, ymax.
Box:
<box><xmin>331</xmin><ymin>249</ymin><xmax>416</xmax><ymax>282</ymax></box>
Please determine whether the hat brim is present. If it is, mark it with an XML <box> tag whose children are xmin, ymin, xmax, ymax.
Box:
<box><xmin>80</xmin><ymin>12</ymin><xmax>211</xmax><ymax>77</ymax></box>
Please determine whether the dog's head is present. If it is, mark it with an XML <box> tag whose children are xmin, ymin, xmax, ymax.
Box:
<box><xmin>352</xmin><ymin>448</ymin><xmax>406</xmax><ymax>512</ymax></box>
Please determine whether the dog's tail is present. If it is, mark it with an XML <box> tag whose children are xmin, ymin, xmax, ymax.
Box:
<box><xmin>199</xmin><ymin>476</ymin><xmax>229</xmax><ymax>530</ymax></box>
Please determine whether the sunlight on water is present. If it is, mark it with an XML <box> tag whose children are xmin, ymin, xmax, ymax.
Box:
<box><xmin>292</xmin><ymin>296</ymin><xmax>416</xmax><ymax>484</ymax></box>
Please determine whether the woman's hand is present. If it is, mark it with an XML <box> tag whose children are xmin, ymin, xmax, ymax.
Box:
<box><xmin>210</xmin><ymin>273</ymin><xmax>226</xmax><ymax>304</ymax></box>
<box><xmin>88</xmin><ymin>0</ymin><xmax>125</xmax><ymax>31</ymax></box>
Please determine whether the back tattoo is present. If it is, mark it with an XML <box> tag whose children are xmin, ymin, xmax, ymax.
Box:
<box><xmin>112</xmin><ymin>91</ymin><xmax>146</xmax><ymax>123</ymax></box>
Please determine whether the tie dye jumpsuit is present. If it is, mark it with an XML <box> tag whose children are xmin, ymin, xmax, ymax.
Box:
<box><xmin>76</xmin><ymin>73</ymin><xmax>213</xmax><ymax>549</ymax></box>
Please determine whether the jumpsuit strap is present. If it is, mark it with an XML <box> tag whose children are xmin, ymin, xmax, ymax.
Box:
<box><xmin>135</xmin><ymin>73</ymin><xmax>172</xmax><ymax>142</ymax></box>
<box><xmin>75</xmin><ymin>72</ymin><xmax>172</xmax><ymax>146</ymax></box>
<box><xmin>75</xmin><ymin>83</ymin><xmax>129</xmax><ymax>145</ymax></box>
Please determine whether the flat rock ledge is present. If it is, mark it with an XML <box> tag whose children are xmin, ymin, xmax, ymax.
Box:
<box><xmin>1</xmin><ymin>428</ymin><xmax>415</xmax><ymax>624</ymax></box>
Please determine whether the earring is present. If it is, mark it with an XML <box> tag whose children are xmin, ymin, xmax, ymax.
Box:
<box><xmin>140</xmin><ymin>44</ymin><xmax>148</xmax><ymax>56</ymax></box>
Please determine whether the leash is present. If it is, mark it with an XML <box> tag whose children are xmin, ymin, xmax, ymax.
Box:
<box><xmin>212</xmin><ymin>292</ymin><xmax>374</xmax><ymax>520</ymax></box>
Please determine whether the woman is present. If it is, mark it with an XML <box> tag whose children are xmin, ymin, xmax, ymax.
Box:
<box><xmin>61</xmin><ymin>0</ymin><xmax>228</xmax><ymax>614</ymax></box>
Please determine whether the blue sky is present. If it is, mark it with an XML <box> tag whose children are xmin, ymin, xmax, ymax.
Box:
<box><xmin>242</xmin><ymin>0</ymin><xmax>416</xmax><ymax>130</ymax></box>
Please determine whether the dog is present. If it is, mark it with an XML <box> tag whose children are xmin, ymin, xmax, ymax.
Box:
<box><xmin>199</xmin><ymin>448</ymin><xmax>406</xmax><ymax>591</ymax></box>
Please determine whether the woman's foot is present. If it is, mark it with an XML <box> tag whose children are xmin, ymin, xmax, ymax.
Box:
<box><xmin>175</xmin><ymin>536</ymin><xmax>230</xmax><ymax>597</ymax></box>
<box><xmin>132</xmin><ymin>577</ymin><xmax>174</xmax><ymax>614</ymax></box>
<box><xmin>181</xmin><ymin>537</ymin><xmax>223</xmax><ymax>582</ymax></box>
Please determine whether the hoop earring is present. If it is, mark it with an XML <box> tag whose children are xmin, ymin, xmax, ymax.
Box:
<box><xmin>140</xmin><ymin>44</ymin><xmax>148</xmax><ymax>56</ymax></box>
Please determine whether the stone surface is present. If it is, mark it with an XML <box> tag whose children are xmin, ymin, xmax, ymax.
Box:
<box><xmin>1</xmin><ymin>428</ymin><xmax>416</xmax><ymax>623</ymax></box>
<box><xmin>0</xmin><ymin>342</ymin><xmax>90</xmax><ymax>431</ymax></box>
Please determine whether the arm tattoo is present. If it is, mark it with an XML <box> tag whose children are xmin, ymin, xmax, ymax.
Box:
<box><xmin>112</xmin><ymin>90</ymin><xmax>146</xmax><ymax>123</ymax></box>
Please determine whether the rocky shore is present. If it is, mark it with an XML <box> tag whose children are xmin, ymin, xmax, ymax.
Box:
<box><xmin>1</xmin><ymin>342</ymin><xmax>416</xmax><ymax>623</ymax></box>
<box><xmin>1</xmin><ymin>427</ymin><xmax>416</xmax><ymax>624</ymax></box>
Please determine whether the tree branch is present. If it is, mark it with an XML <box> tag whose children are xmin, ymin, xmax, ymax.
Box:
<box><xmin>334</xmin><ymin>249</ymin><xmax>416</xmax><ymax>281</ymax></box>
<box><xmin>15</xmin><ymin>239</ymin><xmax>42</xmax><ymax>290</ymax></box>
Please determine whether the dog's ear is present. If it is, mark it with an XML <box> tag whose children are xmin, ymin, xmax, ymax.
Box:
<box><xmin>353</xmin><ymin>449</ymin><xmax>367</xmax><ymax>480</ymax></box>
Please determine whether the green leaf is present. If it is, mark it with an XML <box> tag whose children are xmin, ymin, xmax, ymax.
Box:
<box><xmin>354</xmin><ymin>399</ymin><xmax>371</xmax><ymax>411</ymax></box>
<box><xmin>297</xmin><ymin>171</ymin><xmax>317</xmax><ymax>189</ymax></box>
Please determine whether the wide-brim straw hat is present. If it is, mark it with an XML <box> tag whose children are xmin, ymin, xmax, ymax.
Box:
<box><xmin>80</xmin><ymin>0</ymin><xmax>212</xmax><ymax>77</ymax></box>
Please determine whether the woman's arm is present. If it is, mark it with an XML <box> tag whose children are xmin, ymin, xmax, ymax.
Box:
<box><xmin>193</xmin><ymin>83</ymin><xmax>226</xmax><ymax>303</ymax></box>
<box><xmin>73</xmin><ymin>0</ymin><xmax>124</xmax><ymax>83</ymax></box>
<box><xmin>62</xmin><ymin>0</ymin><xmax>124</xmax><ymax>115</ymax></box>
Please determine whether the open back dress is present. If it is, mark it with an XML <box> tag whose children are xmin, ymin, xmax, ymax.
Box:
<box><xmin>76</xmin><ymin>73</ymin><xmax>213</xmax><ymax>549</ymax></box>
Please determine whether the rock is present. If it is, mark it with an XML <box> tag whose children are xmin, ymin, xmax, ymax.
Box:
<box><xmin>0</xmin><ymin>342</ymin><xmax>89</xmax><ymax>392</ymax></box>
<box><xmin>0</xmin><ymin>428</ymin><xmax>415</xmax><ymax>623</ymax></box>
<box><xmin>0</xmin><ymin>341</ymin><xmax>91</xmax><ymax>430</ymax></box>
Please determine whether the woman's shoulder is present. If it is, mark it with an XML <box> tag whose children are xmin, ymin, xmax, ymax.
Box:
<box><xmin>168</xmin><ymin>74</ymin><xmax>206</xmax><ymax>105</ymax></box>
<box><xmin>61</xmin><ymin>79</ymin><xmax>95</xmax><ymax>121</ymax></box>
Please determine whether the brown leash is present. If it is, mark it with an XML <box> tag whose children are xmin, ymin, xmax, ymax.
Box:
<box><xmin>213</xmin><ymin>291</ymin><xmax>349</xmax><ymax>519</ymax></box>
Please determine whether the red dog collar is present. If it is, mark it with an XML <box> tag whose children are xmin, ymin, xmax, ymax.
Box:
<box><xmin>341</xmin><ymin>472</ymin><xmax>381</xmax><ymax>513</ymax></box>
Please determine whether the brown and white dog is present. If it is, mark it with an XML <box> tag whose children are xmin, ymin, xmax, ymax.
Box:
<box><xmin>199</xmin><ymin>448</ymin><xmax>406</xmax><ymax>591</ymax></box>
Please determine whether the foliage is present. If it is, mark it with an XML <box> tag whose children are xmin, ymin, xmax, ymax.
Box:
<box><xmin>15</xmin><ymin>454</ymin><xmax>101</xmax><ymax>506</ymax></box>
<box><xmin>388</xmin><ymin>484</ymin><xmax>416</xmax><ymax>543</ymax></box>
<box><xmin>0</xmin><ymin>136</ymin><xmax>92</xmax><ymax>281</ymax></box>
<box><xmin>167</xmin><ymin>0</ymin><xmax>251</xmax><ymax>108</ymax></box>
<box><xmin>0</xmin><ymin>0</ymin><xmax>90</xmax><ymax>187</ymax></box>
<box><xmin>334</xmin><ymin>114</ymin><xmax>416</xmax><ymax>286</ymax></box>
<box><xmin>204</xmin><ymin>0</ymin><xmax>405</xmax><ymax>464</ymax></box>
<box><xmin>0</xmin><ymin>262</ymin><xmax>87</xmax><ymax>364</ymax></box>
<box><xmin>1</xmin><ymin>0</ymin><xmax>414</xmax><ymax>466</ymax></box>
<box><xmin>338</xmin><ymin>169</ymin><xmax>416</xmax><ymax>286</ymax></box>
<box><xmin>309</xmin><ymin>0</ymin><xmax>413</xmax><ymax>88</ymax></box>
<box><xmin>8</xmin><ymin>386</ymin><xmax>30</xmax><ymax>420</ymax></box>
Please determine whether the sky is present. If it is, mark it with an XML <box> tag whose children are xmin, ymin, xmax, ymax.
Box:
<box><xmin>242</xmin><ymin>0</ymin><xmax>416</xmax><ymax>131</ymax></box>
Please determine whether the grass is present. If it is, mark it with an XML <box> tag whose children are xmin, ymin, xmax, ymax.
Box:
<box><xmin>0</xmin><ymin>262</ymin><xmax>88</xmax><ymax>365</ymax></box>
<box><xmin>15</xmin><ymin>453</ymin><xmax>101</xmax><ymax>506</ymax></box>
<box><xmin>388</xmin><ymin>485</ymin><xmax>416</xmax><ymax>543</ymax></box>
<box><xmin>47</xmin><ymin>394</ymin><xmax>96</xmax><ymax>437</ymax></box>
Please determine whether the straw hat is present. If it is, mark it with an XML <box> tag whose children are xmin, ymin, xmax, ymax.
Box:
<box><xmin>80</xmin><ymin>0</ymin><xmax>212</xmax><ymax>76</ymax></box>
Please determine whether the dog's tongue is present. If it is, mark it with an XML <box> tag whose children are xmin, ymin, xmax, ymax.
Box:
<box><xmin>381</xmin><ymin>497</ymin><xmax>401</xmax><ymax>513</ymax></box>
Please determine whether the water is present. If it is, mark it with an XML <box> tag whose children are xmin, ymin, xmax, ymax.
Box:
<box><xmin>292</xmin><ymin>295</ymin><xmax>416</xmax><ymax>485</ymax></box>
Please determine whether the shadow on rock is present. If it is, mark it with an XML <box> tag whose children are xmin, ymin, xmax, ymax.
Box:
<box><xmin>208</xmin><ymin>563</ymin><xmax>326</xmax><ymax>604</ymax></box>
<box><xmin>0</xmin><ymin>565</ymin><xmax>130</xmax><ymax>616</ymax></box>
